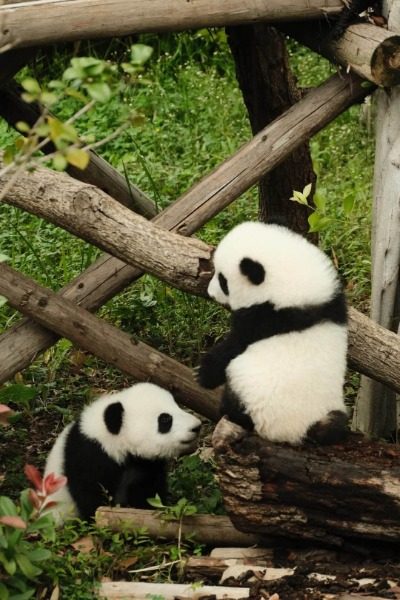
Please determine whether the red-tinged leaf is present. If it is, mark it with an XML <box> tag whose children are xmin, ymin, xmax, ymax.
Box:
<box><xmin>0</xmin><ymin>515</ymin><xmax>27</xmax><ymax>529</ymax></box>
<box><xmin>24</xmin><ymin>464</ymin><xmax>43</xmax><ymax>491</ymax></box>
<box><xmin>43</xmin><ymin>472</ymin><xmax>67</xmax><ymax>495</ymax></box>
<box><xmin>28</xmin><ymin>489</ymin><xmax>42</xmax><ymax>510</ymax></box>
<box><xmin>42</xmin><ymin>501</ymin><xmax>58</xmax><ymax>510</ymax></box>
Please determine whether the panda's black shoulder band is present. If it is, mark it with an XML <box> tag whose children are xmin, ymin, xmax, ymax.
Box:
<box><xmin>232</xmin><ymin>291</ymin><xmax>347</xmax><ymax>346</ymax></box>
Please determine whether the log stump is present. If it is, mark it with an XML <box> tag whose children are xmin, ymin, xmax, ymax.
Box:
<box><xmin>212</xmin><ymin>417</ymin><xmax>400</xmax><ymax>550</ymax></box>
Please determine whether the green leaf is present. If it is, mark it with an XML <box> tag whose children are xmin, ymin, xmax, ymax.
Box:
<box><xmin>21</xmin><ymin>78</ymin><xmax>41</xmax><ymax>95</ymax></box>
<box><xmin>0</xmin><ymin>553</ymin><xmax>16</xmax><ymax>576</ymax></box>
<box><xmin>8</xmin><ymin>591</ymin><xmax>35</xmax><ymax>600</ymax></box>
<box><xmin>302</xmin><ymin>182</ymin><xmax>312</xmax><ymax>198</ymax></box>
<box><xmin>0</xmin><ymin>496</ymin><xmax>18</xmax><ymax>517</ymax></box>
<box><xmin>290</xmin><ymin>190</ymin><xmax>308</xmax><ymax>205</ymax></box>
<box><xmin>0</xmin><ymin>385</ymin><xmax>37</xmax><ymax>410</ymax></box>
<box><xmin>52</xmin><ymin>153</ymin><xmax>68</xmax><ymax>171</ymax></box>
<box><xmin>343</xmin><ymin>194</ymin><xmax>355</xmax><ymax>214</ymax></box>
<box><xmin>3</xmin><ymin>144</ymin><xmax>17</xmax><ymax>164</ymax></box>
<box><xmin>86</xmin><ymin>82</ymin><xmax>111</xmax><ymax>102</ymax></box>
<box><xmin>146</xmin><ymin>494</ymin><xmax>165</xmax><ymax>509</ymax></box>
<box><xmin>40</xmin><ymin>91</ymin><xmax>58</xmax><ymax>107</ymax></box>
<box><xmin>130</xmin><ymin>44</ymin><xmax>153</xmax><ymax>65</ymax></box>
<box><xmin>0</xmin><ymin>582</ymin><xmax>9</xmax><ymax>600</ymax></box>
<box><xmin>66</xmin><ymin>148</ymin><xmax>90</xmax><ymax>170</ymax></box>
<box><xmin>15</xmin><ymin>121</ymin><xmax>30</xmax><ymax>133</ymax></box>
<box><xmin>0</xmin><ymin>253</ymin><xmax>9</xmax><ymax>263</ymax></box>
<box><xmin>0</xmin><ymin>296</ymin><xmax>9</xmax><ymax>308</ymax></box>
<box><xmin>16</xmin><ymin>555</ymin><xmax>42</xmax><ymax>580</ymax></box>
<box><xmin>313</xmin><ymin>191</ymin><xmax>326</xmax><ymax>212</ymax></box>
<box><xmin>26</xmin><ymin>548</ymin><xmax>52</xmax><ymax>562</ymax></box>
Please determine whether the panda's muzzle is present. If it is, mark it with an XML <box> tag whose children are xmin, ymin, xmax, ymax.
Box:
<box><xmin>180</xmin><ymin>424</ymin><xmax>201</xmax><ymax>448</ymax></box>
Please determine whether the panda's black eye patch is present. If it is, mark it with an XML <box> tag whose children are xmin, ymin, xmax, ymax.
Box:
<box><xmin>104</xmin><ymin>402</ymin><xmax>124</xmax><ymax>435</ymax></box>
<box><xmin>158</xmin><ymin>412</ymin><xmax>173</xmax><ymax>434</ymax></box>
<box><xmin>240</xmin><ymin>258</ymin><xmax>265</xmax><ymax>285</ymax></box>
<box><xmin>218</xmin><ymin>273</ymin><xmax>229</xmax><ymax>296</ymax></box>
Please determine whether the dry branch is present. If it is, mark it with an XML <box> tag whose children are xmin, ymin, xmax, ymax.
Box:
<box><xmin>0</xmin><ymin>82</ymin><xmax>156</xmax><ymax>218</ymax></box>
<box><xmin>95</xmin><ymin>507</ymin><xmax>261</xmax><ymax>546</ymax></box>
<box><xmin>284</xmin><ymin>22</ymin><xmax>400</xmax><ymax>87</ymax></box>
<box><xmin>212</xmin><ymin>417</ymin><xmax>400</xmax><ymax>548</ymax></box>
<box><xmin>0</xmin><ymin>263</ymin><xmax>219</xmax><ymax>421</ymax></box>
<box><xmin>0</xmin><ymin>0</ymin><xmax>343</xmax><ymax>51</ymax></box>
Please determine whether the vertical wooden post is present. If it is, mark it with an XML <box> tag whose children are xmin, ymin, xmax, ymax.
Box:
<box><xmin>226</xmin><ymin>24</ymin><xmax>316</xmax><ymax>237</ymax></box>
<box><xmin>353</xmin><ymin>1</ymin><xmax>400</xmax><ymax>438</ymax></box>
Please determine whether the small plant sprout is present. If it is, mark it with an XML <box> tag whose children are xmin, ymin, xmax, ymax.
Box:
<box><xmin>24</xmin><ymin>463</ymin><xmax>67</xmax><ymax>514</ymax></box>
<box><xmin>290</xmin><ymin>182</ymin><xmax>313</xmax><ymax>206</ymax></box>
<box><xmin>290</xmin><ymin>183</ymin><xmax>332</xmax><ymax>233</ymax></box>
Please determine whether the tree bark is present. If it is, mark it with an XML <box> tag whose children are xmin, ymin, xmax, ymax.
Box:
<box><xmin>284</xmin><ymin>22</ymin><xmax>400</xmax><ymax>87</ymax></box>
<box><xmin>0</xmin><ymin>82</ymin><xmax>156</xmax><ymax>218</ymax></box>
<box><xmin>353</xmin><ymin>1</ymin><xmax>400</xmax><ymax>439</ymax></box>
<box><xmin>0</xmin><ymin>0</ymin><xmax>344</xmax><ymax>51</ymax></box>
<box><xmin>227</xmin><ymin>25</ymin><xmax>316</xmax><ymax>236</ymax></box>
<box><xmin>0</xmin><ymin>263</ymin><xmax>220</xmax><ymax>421</ymax></box>
<box><xmin>212</xmin><ymin>417</ymin><xmax>400</xmax><ymax>548</ymax></box>
<box><xmin>95</xmin><ymin>507</ymin><xmax>261</xmax><ymax>546</ymax></box>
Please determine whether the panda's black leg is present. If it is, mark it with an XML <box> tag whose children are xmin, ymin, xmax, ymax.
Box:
<box><xmin>221</xmin><ymin>385</ymin><xmax>254</xmax><ymax>431</ymax></box>
<box><xmin>71</xmin><ymin>483</ymin><xmax>109</xmax><ymax>521</ymax></box>
<box><xmin>306</xmin><ymin>410</ymin><xmax>349</xmax><ymax>446</ymax></box>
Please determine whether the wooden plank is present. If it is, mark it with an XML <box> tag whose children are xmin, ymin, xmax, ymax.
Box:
<box><xmin>99</xmin><ymin>581</ymin><xmax>249</xmax><ymax>599</ymax></box>
<box><xmin>0</xmin><ymin>263</ymin><xmax>220</xmax><ymax>421</ymax></box>
<box><xmin>0</xmin><ymin>0</ymin><xmax>343</xmax><ymax>51</ymax></box>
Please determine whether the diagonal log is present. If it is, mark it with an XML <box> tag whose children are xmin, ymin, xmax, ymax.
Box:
<box><xmin>0</xmin><ymin>72</ymin><xmax>371</xmax><ymax>384</ymax></box>
<box><xmin>0</xmin><ymin>81</ymin><xmax>156</xmax><ymax>217</ymax></box>
<box><xmin>0</xmin><ymin>262</ymin><xmax>220</xmax><ymax>421</ymax></box>
<box><xmin>0</xmin><ymin>0</ymin><xmax>343</xmax><ymax>51</ymax></box>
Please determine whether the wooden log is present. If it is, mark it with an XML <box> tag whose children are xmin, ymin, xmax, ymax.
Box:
<box><xmin>1</xmin><ymin>164</ymin><xmax>213</xmax><ymax>297</ymax></box>
<box><xmin>212</xmin><ymin>417</ymin><xmax>400</xmax><ymax>548</ymax></box>
<box><xmin>95</xmin><ymin>507</ymin><xmax>261</xmax><ymax>546</ymax></box>
<box><xmin>0</xmin><ymin>0</ymin><xmax>344</xmax><ymax>51</ymax></box>
<box><xmin>283</xmin><ymin>22</ymin><xmax>400</xmax><ymax>87</ymax></box>
<box><xmin>185</xmin><ymin>553</ymin><xmax>274</xmax><ymax>581</ymax></box>
<box><xmin>0</xmin><ymin>82</ymin><xmax>156</xmax><ymax>218</ymax></box>
<box><xmin>0</xmin><ymin>72</ymin><xmax>373</xmax><ymax>384</ymax></box>
<box><xmin>99</xmin><ymin>581</ymin><xmax>249</xmax><ymax>600</ymax></box>
<box><xmin>0</xmin><ymin>263</ymin><xmax>219</xmax><ymax>421</ymax></box>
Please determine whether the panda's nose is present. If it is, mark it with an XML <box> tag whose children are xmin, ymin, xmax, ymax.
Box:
<box><xmin>191</xmin><ymin>424</ymin><xmax>201</xmax><ymax>434</ymax></box>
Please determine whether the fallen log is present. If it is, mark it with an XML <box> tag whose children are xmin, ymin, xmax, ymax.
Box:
<box><xmin>284</xmin><ymin>22</ymin><xmax>400</xmax><ymax>87</ymax></box>
<box><xmin>0</xmin><ymin>0</ymin><xmax>343</xmax><ymax>51</ymax></box>
<box><xmin>0</xmin><ymin>263</ymin><xmax>219</xmax><ymax>421</ymax></box>
<box><xmin>99</xmin><ymin>581</ymin><xmax>249</xmax><ymax>600</ymax></box>
<box><xmin>95</xmin><ymin>507</ymin><xmax>261</xmax><ymax>546</ymax></box>
<box><xmin>212</xmin><ymin>417</ymin><xmax>400</xmax><ymax>548</ymax></box>
<box><xmin>0</xmin><ymin>72</ymin><xmax>374</xmax><ymax>383</ymax></box>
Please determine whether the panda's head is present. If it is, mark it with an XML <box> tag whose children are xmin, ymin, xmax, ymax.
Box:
<box><xmin>80</xmin><ymin>383</ymin><xmax>201</xmax><ymax>464</ymax></box>
<box><xmin>208</xmin><ymin>222</ymin><xmax>341</xmax><ymax>311</ymax></box>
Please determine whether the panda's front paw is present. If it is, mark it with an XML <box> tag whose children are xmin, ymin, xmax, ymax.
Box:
<box><xmin>195</xmin><ymin>356</ymin><xmax>225</xmax><ymax>389</ymax></box>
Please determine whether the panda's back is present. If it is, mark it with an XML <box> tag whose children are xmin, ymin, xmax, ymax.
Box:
<box><xmin>226</xmin><ymin>321</ymin><xmax>347</xmax><ymax>444</ymax></box>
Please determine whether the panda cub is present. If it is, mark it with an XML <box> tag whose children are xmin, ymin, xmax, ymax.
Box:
<box><xmin>44</xmin><ymin>382</ymin><xmax>201</xmax><ymax>523</ymax></box>
<box><xmin>197</xmin><ymin>221</ymin><xmax>349</xmax><ymax>446</ymax></box>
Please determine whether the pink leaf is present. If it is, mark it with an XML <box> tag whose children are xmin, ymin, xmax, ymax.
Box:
<box><xmin>0</xmin><ymin>404</ymin><xmax>14</xmax><ymax>426</ymax></box>
<box><xmin>0</xmin><ymin>515</ymin><xmax>27</xmax><ymax>529</ymax></box>
<box><xmin>24</xmin><ymin>464</ymin><xmax>43</xmax><ymax>491</ymax></box>
<box><xmin>43</xmin><ymin>472</ymin><xmax>67</xmax><ymax>495</ymax></box>
<box><xmin>28</xmin><ymin>489</ymin><xmax>42</xmax><ymax>510</ymax></box>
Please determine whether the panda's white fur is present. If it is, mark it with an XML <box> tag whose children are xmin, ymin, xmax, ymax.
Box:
<box><xmin>44</xmin><ymin>383</ymin><xmax>201</xmax><ymax>523</ymax></box>
<box><xmin>200</xmin><ymin>221</ymin><xmax>348</xmax><ymax>445</ymax></box>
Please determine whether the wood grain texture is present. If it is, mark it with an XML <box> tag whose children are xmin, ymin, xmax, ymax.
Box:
<box><xmin>213</xmin><ymin>417</ymin><xmax>400</xmax><ymax>547</ymax></box>
<box><xmin>0</xmin><ymin>0</ymin><xmax>343</xmax><ymax>50</ymax></box>
<box><xmin>99</xmin><ymin>581</ymin><xmax>249</xmax><ymax>600</ymax></box>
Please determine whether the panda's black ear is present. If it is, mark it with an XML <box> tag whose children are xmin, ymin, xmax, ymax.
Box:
<box><xmin>104</xmin><ymin>402</ymin><xmax>124</xmax><ymax>435</ymax></box>
<box><xmin>240</xmin><ymin>258</ymin><xmax>265</xmax><ymax>285</ymax></box>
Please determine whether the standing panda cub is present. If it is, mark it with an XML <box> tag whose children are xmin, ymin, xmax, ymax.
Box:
<box><xmin>44</xmin><ymin>383</ymin><xmax>201</xmax><ymax>523</ymax></box>
<box><xmin>197</xmin><ymin>221</ymin><xmax>349</xmax><ymax>445</ymax></box>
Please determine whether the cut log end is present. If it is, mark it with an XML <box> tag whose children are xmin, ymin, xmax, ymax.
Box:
<box><xmin>371</xmin><ymin>35</ymin><xmax>400</xmax><ymax>87</ymax></box>
<box><xmin>212</xmin><ymin>417</ymin><xmax>400</xmax><ymax>550</ymax></box>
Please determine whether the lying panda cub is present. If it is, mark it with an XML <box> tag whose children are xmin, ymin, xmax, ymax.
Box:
<box><xmin>198</xmin><ymin>221</ymin><xmax>349</xmax><ymax>446</ymax></box>
<box><xmin>44</xmin><ymin>382</ymin><xmax>201</xmax><ymax>523</ymax></box>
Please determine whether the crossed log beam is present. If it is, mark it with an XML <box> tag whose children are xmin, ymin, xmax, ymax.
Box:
<box><xmin>1</xmin><ymin>72</ymin><xmax>400</xmax><ymax>410</ymax></box>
